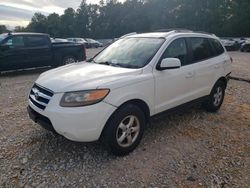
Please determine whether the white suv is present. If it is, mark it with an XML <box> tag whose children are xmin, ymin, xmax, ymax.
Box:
<box><xmin>28</xmin><ymin>30</ymin><xmax>232</xmax><ymax>155</ymax></box>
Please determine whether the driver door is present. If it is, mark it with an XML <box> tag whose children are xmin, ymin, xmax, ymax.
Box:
<box><xmin>0</xmin><ymin>35</ymin><xmax>29</xmax><ymax>71</ymax></box>
<box><xmin>153</xmin><ymin>38</ymin><xmax>195</xmax><ymax>114</ymax></box>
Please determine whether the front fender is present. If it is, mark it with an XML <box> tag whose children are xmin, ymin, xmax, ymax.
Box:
<box><xmin>103</xmin><ymin>78</ymin><xmax>155</xmax><ymax>116</ymax></box>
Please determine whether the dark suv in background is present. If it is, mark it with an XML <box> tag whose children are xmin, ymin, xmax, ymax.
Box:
<box><xmin>0</xmin><ymin>33</ymin><xmax>86</xmax><ymax>72</ymax></box>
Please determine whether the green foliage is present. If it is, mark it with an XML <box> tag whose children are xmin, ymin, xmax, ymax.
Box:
<box><xmin>0</xmin><ymin>25</ymin><xmax>8</xmax><ymax>34</ymax></box>
<box><xmin>26</xmin><ymin>12</ymin><xmax>47</xmax><ymax>33</ymax></box>
<box><xmin>17</xmin><ymin>0</ymin><xmax>250</xmax><ymax>38</ymax></box>
<box><xmin>14</xmin><ymin>26</ymin><xmax>26</xmax><ymax>32</ymax></box>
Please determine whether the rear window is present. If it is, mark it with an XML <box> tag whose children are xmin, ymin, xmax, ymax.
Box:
<box><xmin>209</xmin><ymin>38</ymin><xmax>224</xmax><ymax>55</ymax></box>
<box><xmin>189</xmin><ymin>37</ymin><xmax>214</xmax><ymax>63</ymax></box>
<box><xmin>26</xmin><ymin>36</ymin><xmax>48</xmax><ymax>47</ymax></box>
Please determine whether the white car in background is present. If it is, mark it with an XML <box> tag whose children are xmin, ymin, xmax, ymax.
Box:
<box><xmin>28</xmin><ymin>30</ymin><xmax>232</xmax><ymax>156</ymax></box>
<box><xmin>67</xmin><ymin>38</ymin><xmax>89</xmax><ymax>47</ymax></box>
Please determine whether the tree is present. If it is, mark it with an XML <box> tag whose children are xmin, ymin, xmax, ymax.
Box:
<box><xmin>60</xmin><ymin>8</ymin><xmax>76</xmax><ymax>37</ymax></box>
<box><xmin>21</xmin><ymin>0</ymin><xmax>250</xmax><ymax>38</ymax></box>
<box><xmin>75</xmin><ymin>0</ymin><xmax>90</xmax><ymax>37</ymax></box>
<box><xmin>26</xmin><ymin>12</ymin><xmax>47</xmax><ymax>33</ymax></box>
<box><xmin>0</xmin><ymin>25</ymin><xmax>8</xmax><ymax>34</ymax></box>
<box><xmin>47</xmin><ymin>13</ymin><xmax>61</xmax><ymax>37</ymax></box>
<box><xmin>14</xmin><ymin>26</ymin><xmax>26</xmax><ymax>32</ymax></box>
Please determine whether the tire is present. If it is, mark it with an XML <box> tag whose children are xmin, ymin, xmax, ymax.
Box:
<box><xmin>62</xmin><ymin>56</ymin><xmax>76</xmax><ymax>65</ymax></box>
<box><xmin>102</xmin><ymin>104</ymin><xmax>145</xmax><ymax>156</ymax></box>
<box><xmin>203</xmin><ymin>81</ymin><xmax>226</xmax><ymax>112</ymax></box>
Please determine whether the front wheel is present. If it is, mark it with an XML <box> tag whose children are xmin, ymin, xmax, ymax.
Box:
<box><xmin>203</xmin><ymin>81</ymin><xmax>226</xmax><ymax>112</ymax></box>
<box><xmin>102</xmin><ymin>104</ymin><xmax>145</xmax><ymax>156</ymax></box>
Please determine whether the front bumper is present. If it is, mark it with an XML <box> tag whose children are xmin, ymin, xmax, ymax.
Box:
<box><xmin>28</xmin><ymin>106</ymin><xmax>56</xmax><ymax>133</ymax></box>
<box><xmin>28</xmin><ymin>93</ymin><xmax>116</xmax><ymax>142</ymax></box>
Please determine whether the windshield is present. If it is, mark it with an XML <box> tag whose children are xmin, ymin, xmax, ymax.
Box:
<box><xmin>0</xmin><ymin>34</ymin><xmax>8</xmax><ymax>43</ymax></box>
<box><xmin>93</xmin><ymin>37</ymin><xmax>165</xmax><ymax>68</ymax></box>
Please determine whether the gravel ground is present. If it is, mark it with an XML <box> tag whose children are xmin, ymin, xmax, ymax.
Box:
<box><xmin>229</xmin><ymin>52</ymin><xmax>250</xmax><ymax>80</ymax></box>
<box><xmin>0</xmin><ymin>51</ymin><xmax>249</xmax><ymax>187</ymax></box>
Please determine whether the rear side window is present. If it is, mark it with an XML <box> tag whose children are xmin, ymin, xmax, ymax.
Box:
<box><xmin>26</xmin><ymin>36</ymin><xmax>48</xmax><ymax>47</ymax></box>
<box><xmin>162</xmin><ymin>38</ymin><xmax>188</xmax><ymax>66</ymax></box>
<box><xmin>189</xmin><ymin>37</ymin><xmax>214</xmax><ymax>63</ymax></box>
<box><xmin>209</xmin><ymin>38</ymin><xmax>224</xmax><ymax>55</ymax></box>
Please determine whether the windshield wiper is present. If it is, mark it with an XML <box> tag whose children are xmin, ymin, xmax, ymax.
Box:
<box><xmin>93</xmin><ymin>61</ymin><xmax>140</xmax><ymax>69</ymax></box>
<box><xmin>98</xmin><ymin>61</ymin><xmax>121</xmax><ymax>67</ymax></box>
<box><xmin>86</xmin><ymin>58</ymin><xmax>96</xmax><ymax>63</ymax></box>
<box><xmin>115</xmin><ymin>63</ymin><xmax>140</xmax><ymax>69</ymax></box>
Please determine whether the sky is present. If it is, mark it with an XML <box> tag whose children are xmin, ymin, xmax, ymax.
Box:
<box><xmin>0</xmin><ymin>0</ymin><xmax>111</xmax><ymax>28</ymax></box>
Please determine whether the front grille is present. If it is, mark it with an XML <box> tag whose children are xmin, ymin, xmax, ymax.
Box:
<box><xmin>29</xmin><ymin>84</ymin><xmax>54</xmax><ymax>110</ymax></box>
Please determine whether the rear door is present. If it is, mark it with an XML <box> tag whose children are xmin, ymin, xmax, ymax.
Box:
<box><xmin>26</xmin><ymin>35</ymin><xmax>53</xmax><ymax>68</ymax></box>
<box><xmin>186</xmin><ymin>37</ymin><xmax>219</xmax><ymax>99</ymax></box>
<box><xmin>0</xmin><ymin>35</ymin><xmax>29</xmax><ymax>71</ymax></box>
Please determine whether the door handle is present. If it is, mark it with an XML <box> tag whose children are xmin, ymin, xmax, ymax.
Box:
<box><xmin>185</xmin><ymin>72</ymin><xmax>194</xmax><ymax>78</ymax></box>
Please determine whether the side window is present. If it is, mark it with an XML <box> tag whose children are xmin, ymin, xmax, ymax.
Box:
<box><xmin>189</xmin><ymin>37</ymin><xmax>214</xmax><ymax>62</ymax></box>
<box><xmin>162</xmin><ymin>38</ymin><xmax>188</xmax><ymax>66</ymax></box>
<box><xmin>3</xmin><ymin>36</ymin><xmax>25</xmax><ymax>48</ymax></box>
<box><xmin>27</xmin><ymin>36</ymin><xmax>48</xmax><ymax>48</ymax></box>
<box><xmin>209</xmin><ymin>38</ymin><xmax>225</xmax><ymax>55</ymax></box>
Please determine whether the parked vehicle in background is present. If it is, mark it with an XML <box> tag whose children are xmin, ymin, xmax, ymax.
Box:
<box><xmin>240</xmin><ymin>40</ymin><xmax>250</xmax><ymax>52</ymax></box>
<box><xmin>67</xmin><ymin>38</ymin><xmax>89</xmax><ymax>48</ymax></box>
<box><xmin>84</xmin><ymin>38</ymin><xmax>103</xmax><ymax>48</ymax></box>
<box><xmin>51</xmin><ymin>38</ymin><xmax>69</xmax><ymax>43</ymax></box>
<box><xmin>27</xmin><ymin>30</ymin><xmax>231</xmax><ymax>156</ymax></box>
<box><xmin>236</xmin><ymin>38</ymin><xmax>246</xmax><ymax>45</ymax></box>
<box><xmin>220</xmin><ymin>38</ymin><xmax>240</xmax><ymax>51</ymax></box>
<box><xmin>0</xmin><ymin>33</ymin><xmax>86</xmax><ymax>72</ymax></box>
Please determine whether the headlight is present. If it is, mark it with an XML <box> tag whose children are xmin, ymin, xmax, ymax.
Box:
<box><xmin>60</xmin><ymin>89</ymin><xmax>110</xmax><ymax>107</ymax></box>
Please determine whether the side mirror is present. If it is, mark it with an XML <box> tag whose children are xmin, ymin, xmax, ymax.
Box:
<box><xmin>157</xmin><ymin>58</ymin><xmax>181</xmax><ymax>70</ymax></box>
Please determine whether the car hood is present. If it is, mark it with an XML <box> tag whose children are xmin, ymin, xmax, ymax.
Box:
<box><xmin>36</xmin><ymin>62</ymin><xmax>142</xmax><ymax>93</ymax></box>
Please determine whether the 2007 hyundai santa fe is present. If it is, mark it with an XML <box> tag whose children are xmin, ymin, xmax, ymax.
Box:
<box><xmin>28</xmin><ymin>30</ymin><xmax>232</xmax><ymax>156</ymax></box>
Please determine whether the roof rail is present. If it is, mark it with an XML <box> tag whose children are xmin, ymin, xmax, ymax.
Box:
<box><xmin>154</xmin><ymin>28</ymin><xmax>193</xmax><ymax>33</ymax></box>
<box><xmin>154</xmin><ymin>28</ymin><xmax>215</xmax><ymax>35</ymax></box>
<box><xmin>194</xmin><ymin>31</ymin><xmax>215</xmax><ymax>35</ymax></box>
<box><xmin>119</xmin><ymin>32</ymin><xmax>137</xmax><ymax>39</ymax></box>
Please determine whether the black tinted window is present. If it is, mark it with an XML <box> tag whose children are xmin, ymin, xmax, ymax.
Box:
<box><xmin>27</xmin><ymin>36</ymin><xmax>48</xmax><ymax>47</ymax></box>
<box><xmin>189</xmin><ymin>38</ymin><xmax>214</xmax><ymax>62</ymax></box>
<box><xmin>210</xmin><ymin>39</ymin><xmax>224</xmax><ymax>55</ymax></box>
<box><xmin>3</xmin><ymin>36</ymin><xmax>25</xmax><ymax>48</ymax></box>
<box><xmin>162</xmin><ymin>38</ymin><xmax>188</xmax><ymax>66</ymax></box>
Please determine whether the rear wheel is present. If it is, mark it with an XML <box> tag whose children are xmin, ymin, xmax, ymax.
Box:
<box><xmin>102</xmin><ymin>104</ymin><xmax>145</xmax><ymax>156</ymax></box>
<box><xmin>204</xmin><ymin>81</ymin><xmax>226</xmax><ymax>112</ymax></box>
<box><xmin>62</xmin><ymin>56</ymin><xmax>76</xmax><ymax>65</ymax></box>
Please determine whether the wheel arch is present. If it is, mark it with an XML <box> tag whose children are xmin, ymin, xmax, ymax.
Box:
<box><xmin>209</xmin><ymin>76</ymin><xmax>228</xmax><ymax>96</ymax></box>
<box><xmin>99</xmin><ymin>99</ymin><xmax>151</xmax><ymax>141</ymax></box>
<box><xmin>216</xmin><ymin>77</ymin><xmax>228</xmax><ymax>88</ymax></box>
<box><xmin>119</xmin><ymin>99</ymin><xmax>150</xmax><ymax>121</ymax></box>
